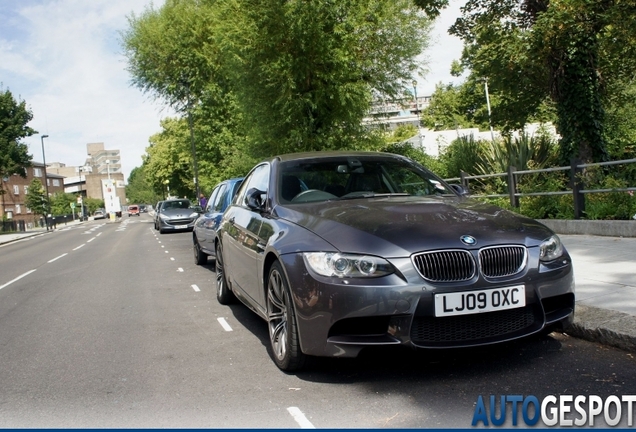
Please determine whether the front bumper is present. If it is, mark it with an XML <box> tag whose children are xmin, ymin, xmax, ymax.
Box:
<box><xmin>158</xmin><ymin>217</ymin><xmax>197</xmax><ymax>231</ymax></box>
<box><xmin>279</xmin><ymin>251</ymin><xmax>575</xmax><ymax>358</ymax></box>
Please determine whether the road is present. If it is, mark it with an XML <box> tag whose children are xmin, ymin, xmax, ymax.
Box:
<box><xmin>1</xmin><ymin>214</ymin><xmax>635</xmax><ymax>428</ymax></box>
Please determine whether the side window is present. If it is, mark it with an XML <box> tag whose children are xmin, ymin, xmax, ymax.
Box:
<box><xmin>212</xmin><ymin>184</ymin><xmax>228</xmax><ymax>212</ymax></box>
<box><xmin>234</xmin><ymin>164</ymin><xmax>270</xmax><ymax>208</ymax></box>
<box><xmin>207</xmin><ymin>186</ymin><xmax>220</xmax><ymax>212</ymax></box>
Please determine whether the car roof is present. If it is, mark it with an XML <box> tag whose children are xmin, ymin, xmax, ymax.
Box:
<box><xmin>272</xmin><ymin>151</ymin><xmax>406</xmax><ymax>163</ymax></box>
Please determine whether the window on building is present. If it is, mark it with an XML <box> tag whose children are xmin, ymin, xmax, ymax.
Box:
<box><xmin>16</xmin><ymin>204</ymin><xmax>21</xmax><ymax>214</ymax></box>
<box><xmin>27</xmin><ymin>206</ymin><xmax>32</xmax><ymax>214</ymax></box>
<box><xmin>34</xmin><ymin>167</ymin><xmax>42</xmax><ymax>177</ymax></box>
<box><xmin>53</xmin><ymin>179</ymin><xmax>60</xmax><ymax>186</ymax></box>
<box><xmin>6</xmin><ymin>210</ymin><xmax>13</xmax><ymax>219</ymax></box>
<box><xmin>13</xmin><ymin>185</ymin><xmax>19</xmax><ymax>195</ymax></box>
<box><xmin>47</xmin><ymin>179</ymin><xmax>50</xmax><ymax>186</ymax></box>
<box><xmin>24</xmin><ymin>185</ymin><xmax>29</xmax><ymax>194</ymax></box>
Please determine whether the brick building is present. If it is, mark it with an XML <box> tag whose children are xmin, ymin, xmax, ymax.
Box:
<box><xmin>0</xmin><ymin>162</ymin><xmax>65</xmax><ymax>227</ymax></box>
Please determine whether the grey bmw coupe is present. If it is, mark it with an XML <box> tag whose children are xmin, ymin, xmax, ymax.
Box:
<box><xmin>215</xmin><ymin>151</ymin><xmax>575</xmax><ymax>371</ymax></box>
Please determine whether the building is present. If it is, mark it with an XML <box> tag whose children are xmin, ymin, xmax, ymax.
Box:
<box><xmin>47</xmin><ymin>143</ymin><xmax>126</xmax><ymax>207</ymax></box>
<box><xmin>0</xmin><ymin>162</ymin><xmax>65</xmax><ymax>227</ymax></box>
<box><xmin>364</xmin><ymin>95</ymin><xmax>431</xmax><ymax>130</ymax></box>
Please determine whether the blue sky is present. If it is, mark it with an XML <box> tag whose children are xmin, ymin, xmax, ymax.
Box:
<box><xmin>0</xmin><ymin>0</ymin><xmax>464</xmax><ymax>180</ymax></box>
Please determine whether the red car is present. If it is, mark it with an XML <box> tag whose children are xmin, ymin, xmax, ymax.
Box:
<box><xmin>128</xmin><ymin>205</ymin><xmax>140</xmax><ymax>217</ymax></box>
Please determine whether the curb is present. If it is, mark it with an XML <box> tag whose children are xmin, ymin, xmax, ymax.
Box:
<box><xmin>565</xmin><ymin>304</ymin><xmax>636</xmax><ymax>353</ymax></box>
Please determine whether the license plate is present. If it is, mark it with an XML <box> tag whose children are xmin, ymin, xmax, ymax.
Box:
<box><xmin>175</xmin><ymin>225</ymin><xmax>188</xmax><ymax>229</ymax></box>
<box><xmin>434</xmin><ymin>285</ymin><xmax>525</xmax><ymax>317</ymax></box>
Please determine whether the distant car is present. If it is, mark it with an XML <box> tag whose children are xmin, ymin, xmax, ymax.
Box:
<box><xmin>139</xmin><ymin>204</ymin><xmax>147</xmax><ymax>213</ymax></box>
<box><xmin>93</xmin><ymin>210</ymin><xmax>106</xmax><ymax>220</ymax></box>
<box><xmin>215</xmin><ymin>151</ymin><xmax>575</xmax><ymax>371</ymax></box>
<box><xmin>193</xmin><ymin>178</ymin><xmax>243</xmax><ymax>265</ymax></box>
<box><xmin>154</xmin><ymin>198</ymin><xmax>200</xmax><ymax>234</ymax></box>
<box><xmin>128</xmin><ymin>204</ymin><xmax>140</xmax><ymax>217</ymax></box>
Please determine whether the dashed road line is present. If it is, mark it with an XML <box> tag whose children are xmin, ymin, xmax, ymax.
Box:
<box><xmin>48</xmin><ymin>253</ymin><xmax>68</xmax><ymax>263</ymax></box>
<box><xmin>72</xmin><ymin>244</ymin><xmax>86</xmax><ymax>250</ymax></box>
<box><xmin>217</xmin><ymin>317</ymin><xmax>233</xmax><ymax>332</ymax></box>
<box><xmin>87</xmin><ymin>237</ymin><xmax>96</xmax><ymax>243</ymax></box>
<box><xmin>0</xmin><ymin>269</ymin><xmax>37</xmax><ymax>291</ymax></box>
<box><xmin>191</xmin><ymin>284</ymin><xmax>200</xmax><ymax>292</ymax></box>
<box><xmin>177</xmin><ymin>267</ymin><xmax>184</xmax><ymax>272</ymax></box>
<box><xmin>287</xmin><ymin>407</ymin><xmax>315</xmax><ymax>429</ymax></box>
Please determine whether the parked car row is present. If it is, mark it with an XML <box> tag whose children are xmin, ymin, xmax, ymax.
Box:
<box><xmin>153</xmin><ymin>198</ymin><xmax>202</xmax><ymax>234</ymax></box>
<box><xmin>187</xmin><ymin>151</ymin><xmax>575</xmax><ymax>372</ymax></box>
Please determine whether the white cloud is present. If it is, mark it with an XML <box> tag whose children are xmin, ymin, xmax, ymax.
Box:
<box><xmin>1</xmin><ymin>0</ymin><xmax>464</xmax><ymax>181</ymax></box>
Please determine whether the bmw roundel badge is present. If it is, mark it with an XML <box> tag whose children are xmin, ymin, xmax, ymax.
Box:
<box><xmin>460</xmin><ymin>235</ymin><xmax>477</xmax><ymax>246</ymax></box>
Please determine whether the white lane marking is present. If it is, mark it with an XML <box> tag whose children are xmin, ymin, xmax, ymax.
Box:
<box><xmin>217</xmin><ymin>317</ymin><xmax>233</xmax><ymax>332</ymax></box>
<box><xmin>165</xmin><ymin>251</ymin><xmax>169</xmax><ymax>254</ymax></box>
<box><xmin>87</xmin><ymin>237</ymin><xmax>96</xmax><ymax>243</ymax></box>
<box><xmin>177</xmin><ymin>267</ymin><xmax>183</xmax><ymax>272</ymax></box>
<box><xmin>191</xmin><ymin>284</ymin><xmax>200</xmax><ymax>292</ymax></box>
<box><xmin>0</xmin><ymin>269</ymin><xmax>37</xmax><ymax>291</ymax></box>
<box><xmin>161</xmin><ymin>245</ymin><xmax>165</xmax><ymax>248</ymax></box>
<box><xmin>73</xmin><ymin>244</ymin><xmax>86</xmax><ymax>250</ymax></box>
<box><xmin>170</xmin><ymin>257</ymin><xmax>175</xmax><ymax>261</ymax></box>
<box><xmin>96</xmin><ymin>232</ymin><xmax>102</xmax><ymax>237</ymax></box>
<box><xmin>287</xmin><ymin>407</ymin><xmax>315</xmax><ymax>429</ymax></box>
<box><xmin>48</xmin><ymin>253</ymin><xmax>68</xmax><ymax>263</ymax></box>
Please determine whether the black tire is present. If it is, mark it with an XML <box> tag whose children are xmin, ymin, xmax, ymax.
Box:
<box><xmin>267</xmin><ymin>261</ymin><xmax>306</xmax><ymax>371</ymax></box>
<box><xmin>215</xmin><ymin>244</ymin><xmax>234</xmax><ymax>305</ymax></box>
<box><xmin>193</xmin><ymin>236</ymin><xmax>208</xmax><ymax>265</ymax></box>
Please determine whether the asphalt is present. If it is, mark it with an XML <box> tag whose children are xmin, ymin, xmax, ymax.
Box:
<box><xmin>1</xmin><ymin>219</ymin><xmax>635</xmax><ymax>353</ymax></box>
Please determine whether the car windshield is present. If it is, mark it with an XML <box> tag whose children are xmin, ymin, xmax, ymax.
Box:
<box><xmin>162</xmin><ymin>200</ymin><xmax>191</xmax><ymax>210</ymax></box>
<box><xmin>278</xmin><ymin>156</ymin><xmax>454</xmax><ymax>203</ymax></box>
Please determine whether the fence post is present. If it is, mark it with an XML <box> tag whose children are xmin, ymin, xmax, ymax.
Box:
<box><xmin>508</xmin><ymin>165</ymin><xmax>519</xmax><ymax>208</ymax></box>
<box><xmin>460</xmin><ymin>171</ymin><xmax>469</xmax><ymax>189</ymax></box>
<box><xmin>570</xmin><ymin>158</ymin><xmax>585</xmax><ymax>219</ymax></box>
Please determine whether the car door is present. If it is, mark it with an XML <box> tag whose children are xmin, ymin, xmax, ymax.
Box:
<box><xmin>198</xmin><ymin>184</ymin><xmax>222</xmax><ymax>252</ymax></box>
<box><xmin>223</xmin><ymin>165</ymin><xmax>270</xmax><ymax>309</ymax></box>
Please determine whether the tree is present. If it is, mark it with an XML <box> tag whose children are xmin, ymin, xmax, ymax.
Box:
<box><xmin>125</xmin><ymin>166</ymin><xmax>163</xmax><ymax>205</ymax></box>
<box><xmin>215</xmin><ymin>0</ymin><xmax>433</xmax><ymax>157</ymax></box>
<box><xmin>447</xmin><ymin>0</ymin><xmax>636</xmax><ymax>164</ymax></box>
<box><xmin>24</xmin><ymin>178</ymin><xmax>47</xmax><ymax>219</ymax></box>
<box><xmin>1</xmin><ymin>87</ymin><xmax>36</xmax><ymax>196</ymax></box>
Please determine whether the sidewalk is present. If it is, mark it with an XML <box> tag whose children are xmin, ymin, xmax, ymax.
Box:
<box><xmin>0</xmin><ymin>219</ymin><xmax>85</xmax><ymax>245</ymax></box>
<box><xmin>0</xmin><ymin>225</ymin><xmax>634</xmax><ymax>352</ymax></box>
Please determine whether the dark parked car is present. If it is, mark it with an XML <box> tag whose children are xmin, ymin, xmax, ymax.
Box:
<box><xmin>215</xmin><ymin>151</ymin><xmax>575</xmax><ymax>371</ymax></box>
<box><xmin>154</xmin><ymin>198</ymin><xmax>201</xmax><ymax>233</ymax></box>
<box><xmin>193</xmin><ymin>178</ymin><xmax>243</xmax><ymax>265</ymax></box>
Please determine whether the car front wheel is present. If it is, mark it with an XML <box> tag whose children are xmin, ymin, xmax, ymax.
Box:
<box><xmin>267</xmin><ymin>261</ymin><xmax>305</xmax><ymax>371</ymax></box>
<box><xmin>193</xmin><ymin>236</ymin><xmax>208</xmax><ymax>265</ymax></box>
<box><xmin>215</xmin><ymin>244</ymin><xmax>234</xmax><ymax>305</ymax></box>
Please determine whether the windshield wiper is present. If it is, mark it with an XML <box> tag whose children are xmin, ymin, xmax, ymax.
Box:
<box><xmin>338</xmin><ymin>192</ymin><xmax>410</xmax><ymax>200</ymax></box>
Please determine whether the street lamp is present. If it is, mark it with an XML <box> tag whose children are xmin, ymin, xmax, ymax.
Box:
<box><xmin>412</xmin><ymin>80</ymin><xmax>423</xmax><ymax>149</ymax></box>
<box><xmin>40</xmin><ymin>134</ymin><xmax>50</xmax><ymax>229</ymax></box>
<box><xmin>106</xmin><ymin>160</ymin><xmax>111</xmax><ymax>180</ymax></box>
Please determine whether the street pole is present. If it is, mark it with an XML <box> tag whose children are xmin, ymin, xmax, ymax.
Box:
<box><xmin>412</xmin><ymin>80</ymin><xmax>423</xmax><ymax>149</ymax></box>
<box><xmin>40</xmin><ymin>134</ymin><xmax>50</xmax><ymax>230</ymax></box>
<box><xmin>186</xmin><ymin>95</ymin><xmax>200</xmax><ymax>202</ymax></box>
<box><xmin>484</xmin><ymin>79</ymin><xmax>495</xmax><ymax>143</ymax></box>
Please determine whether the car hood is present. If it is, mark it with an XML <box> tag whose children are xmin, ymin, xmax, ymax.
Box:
<box><xmin>273</xmin><ymin>196</ymin><xmax>555</xmax><ymax>257</ymax></box>
<box><xmin>161</xmin><ymin>208</ymin><xmax>196</xmax><ymax>218</ymax></box>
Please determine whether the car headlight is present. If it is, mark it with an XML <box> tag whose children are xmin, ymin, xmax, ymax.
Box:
<box><xmin>189</xmin><ymin>212</ymin><xmax>199</xmax><ymax>218</ymax></box>
<box><xmin>303</xmin><ymin>252</ymin><xmax>394</xmax><ymax>278</ymax></box>
<box><xmin>539</xmin><ymin>235</ymin><xmax>564</xmax><ymax>262</ymax></box>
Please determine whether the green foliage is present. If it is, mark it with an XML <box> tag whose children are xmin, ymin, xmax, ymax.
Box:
<box><xmin>83</xmin><ymin>197</ymin><xmax>104</xmax><ymax>215</ymax></box>
<box><xmin>50</xmin><ymin>193</ymin><xmax>76</xmax><ymax>216</ymax></box>
<box><xmin>125</xmin><ymin>166</ymin><xmax>162</xmax><ymax>205</ymax></box>
<box><xmin>584</xmin><ymin>178</ymin><xmax>635</xmax><ymax>220</ymax></box>
<box><xmin>0</xmin><ymin>87</ymin><xmax>36</xmax><ymax>181</ymax></box>
<box><xmin>477</xmin><ymin>131</ymin><xmax>558</xmax><ymax>175</ymax></box>
<box><xmin>438</xmin><ymin>135</ymin><xmax>488</xmax><ymax>179</ymax></box>
<box><xmin>24</xmin><ymin>178</ymin><xmax>47</xmax><ymax>216</ymax></box>
<box><xmin>517</xmin><ymin>174</ymin><xmax>574</xmax><ymax>220</ymax></box>
<box><xmin>214</xmin><ymin>0</ymin><xmax>433</xmax><ymax>157</ymax></box>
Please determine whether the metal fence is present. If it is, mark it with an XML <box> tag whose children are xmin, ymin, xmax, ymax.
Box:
<box><xmin>445</xmin><ymin>158</ymin><xmax>636</xmax><ymax>219</ymax></box>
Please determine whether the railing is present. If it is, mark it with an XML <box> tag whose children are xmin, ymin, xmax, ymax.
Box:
<box><xmin>445</xmin><ymin>158</ymin><xmax>636</xmax><ymax>219</ymax></box>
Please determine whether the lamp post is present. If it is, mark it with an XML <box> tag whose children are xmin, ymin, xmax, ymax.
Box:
<box><xmin>40</xmin><ymin>134</ymin><xmax>50</xmax><ymax>230</ymax></box>
<box><xmin>484</xmin><ymin>78</ymin><xmax>495</xmax><ymax>142</ymax></box>
<box><xmin>412</xmin><ymin>80</ymin><xmax>423</xmax><ymax>149</ymax></box>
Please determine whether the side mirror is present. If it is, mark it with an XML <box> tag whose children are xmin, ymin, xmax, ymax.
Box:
<box><xmin>246</xmin><ymin>188</ymin><xmax>266</xmax><ymax>210</ymax></box>
<box><xmin>450</xmin><ymin>184</ymin><xmax>470</xmax><ymax>196</ymax></box>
